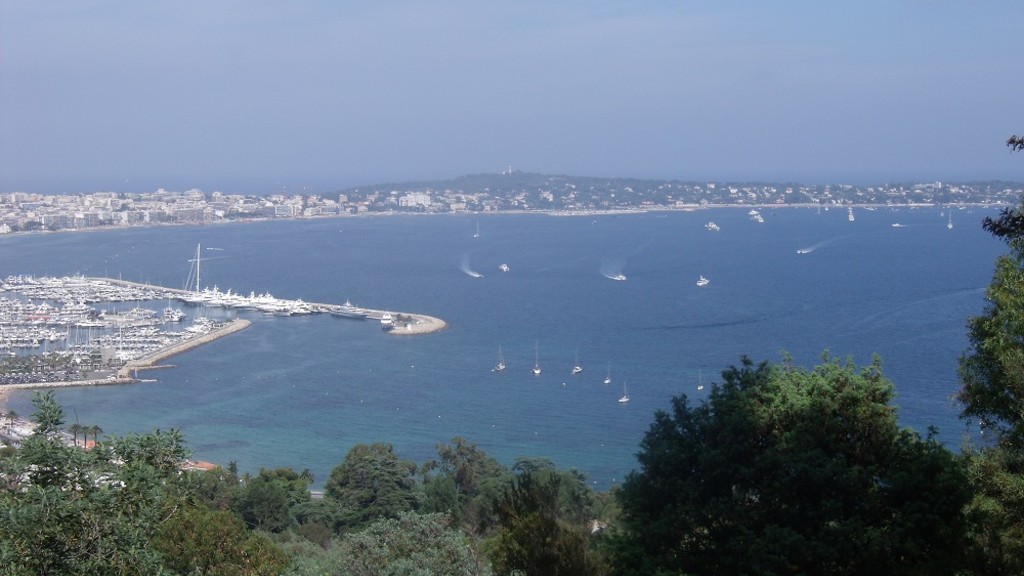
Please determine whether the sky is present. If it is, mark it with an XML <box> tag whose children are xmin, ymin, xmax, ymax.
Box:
<box><xmin>1</xmin><ymin>1</ymin><xmax>1023</xmax><ymax>195</ymax></box>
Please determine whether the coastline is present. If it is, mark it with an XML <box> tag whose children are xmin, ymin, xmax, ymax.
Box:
<box><xmin>0</xmin><ymin>201</ymin><xmax>1004</xmax><ymax>240</ymax></box>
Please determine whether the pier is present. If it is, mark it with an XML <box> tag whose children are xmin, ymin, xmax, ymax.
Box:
<box><xmin>0</xmin><ymin>275</ymin><xmax>447</xmax><ymax>391</ymax></box>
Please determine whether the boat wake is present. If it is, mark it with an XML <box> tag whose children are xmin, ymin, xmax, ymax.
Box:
<box><xmin>796</xmin><ymin>236</ymin><xmax>847</xmax><ymax>255</ymax></box>
<box><xmin>599</xmin><ymin>258</ymin><xmax>628</xmax><ymax>281</ymax></box>
<box><xmin>460</xmin><ymin>254</ymin><xmax>483</xmax><ymax>278</ymax></box>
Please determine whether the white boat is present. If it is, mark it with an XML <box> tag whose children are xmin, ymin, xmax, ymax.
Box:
<box><xmin>571</xmin><ymin>349</ymin><xmax>583</xmax><ymax>375</ymax></box>
<box><xmin>618</xmin><ymin>383</ymin><xmax>630</xmax><ymax>403</ymax></box>
<box><xmin>697</xmin><ymin>369</ymin><xmax>704</xmax><ymax>391</ymax></box>
<box><xmin>493</xmin><ymin>346</ymin><xmax>506</xmax><ymax>372</ymax></box>
<box><xmin>696</xmin><ymin>275</ymin><xmax>710</xmax><ymax>287</ymax></box>
<box><xmin>162</xmin><ymin>306</ymin><xmax>186</xmax><ymax>323</ymax></box>
<box><xmin>610</xmin><ymin>274</ymin><xmax>627</xmax><ymax>281</ymax></box>
<box><xmin>603</xmin><ymin>363</ymin><xmax>612</xmax><ymax>385</ymax></box>
<box><xmin>532</xmin><ymin>342</ymin><xmax>542</xmax><ymax>375</ymax></box>
<box><xmin>796</xmin><ymin>248</ymin><xmax>812</xmax><ymax>254</ymax></box>
<box><xmin>380</xmin><ymin>312</ymin><xmax>394</xmax><ymax>330</ymax></box>
<box><xmin>947</xmin><ymin>212</ymin><xmax>953</xmax><ymax>230</ymax></box>
<box><xmin>705</xmin><ymin>221</ymin><xmax>720</xmax><ymax>232</ymax></box>
<box><xmin>473</xmin><ymin>220</ymin><xmax>480</xmax><ymax>238</ymax></box>
<box><xmin>892</xmin><ymin>223</ymin><xmax>906</xmax><ymax>228</ymax></box>
<box><xmin>499</xmin><ymin>263</ymin><xmax>510</xmax><ymax>272</ymax></box>
<box><xmin>848</xmin><ymin>207</ymin><xmax>855</xmax><ymax>222</ymax></box>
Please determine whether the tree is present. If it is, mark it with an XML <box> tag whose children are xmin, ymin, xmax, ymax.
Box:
<box><xmin>324</xmin><ymin>443</ymin><xmax>419</xmax><ymax>531</ymax></box>
<box><xmin>957</xmin><ymin>180</ymin><xmax>1024</xmax><ymax>573</ymax></box>
<box><xmin>490</xmin><ymin>468</ymin><xmax>605</xmax><ymax>576</ymax></box>
<box><xmin>284</xmin><ymin>512</ymin><xmax>492</xmax><ymax>576</ymax></box>
<box><xmin>87</xmin><ymin>424</ymin><xmax>103</xmax><ymax>446</ymax></box>
<box><xmin>68</xmin><ymin>422</ymin><xmax>84</xmax><ymax>447</ymax></box>
<box><xmin>232</xmin><ymin>467</ymin><xmax>313</xmax><ymax>533</ymax></box>
<box><xmin>29</xmin><ymin>390</ymin><xmax>64</xmax><ymax>437</ymax></box>
<box><xmin>4</xmin><ymin>409</ymin><xmax>17</xmax><ymax>432</ymax></box>
<box><xmin>154</xmin><ymin>505</ymin><xmax>288</xmax><ymax>576</ymax></box>
<box><xmin>613</xmin><ymin>355</ymin><xmax>971</xmax><ymax>576</ymax></box>
<box><xmin>422</xmin><ymin>437</ymin><xmax>512</xmax><ymax>533</ymax></box>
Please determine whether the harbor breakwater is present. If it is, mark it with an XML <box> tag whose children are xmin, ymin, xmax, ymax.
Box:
<box><xmin>0</xmin><ymin>276</ymin><xmax>447</xmax><ymax>392</ymax></box>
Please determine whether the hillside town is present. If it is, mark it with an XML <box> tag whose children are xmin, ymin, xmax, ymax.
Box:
<box><xmin>1</xmin><ymin>172</ymin><xmax>1021</xmax><ymax>233</ymax></box>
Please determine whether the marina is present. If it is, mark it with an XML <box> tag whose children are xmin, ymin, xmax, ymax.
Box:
<box><xmin>0</xmin><ymin>274</ymin><xmax>446</xmax><ymax>388</ymax></box>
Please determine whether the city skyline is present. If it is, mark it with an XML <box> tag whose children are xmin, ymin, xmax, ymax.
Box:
<box><xmin>1</xmin><ymin>2</ymin><xmax>1022</xmax><ymax>195</ymax></box>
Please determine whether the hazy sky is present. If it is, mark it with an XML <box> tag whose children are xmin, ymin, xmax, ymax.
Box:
<box><xmin>2</xmin><ymin>2</ymin><xmax>1022</xmax><ymax>194</ymax></box>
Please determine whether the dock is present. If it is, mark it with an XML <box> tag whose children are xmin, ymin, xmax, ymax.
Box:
<box><xmin>0</xmin><ymin>275</ymin><xmax>447</xmax><ymax>391</ymax></box>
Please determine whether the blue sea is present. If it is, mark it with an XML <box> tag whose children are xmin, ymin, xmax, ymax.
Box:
<box><xmin>0</xmin><ymin>207</ymin><xmax>1007</xmax><ymax>489</ymax></box>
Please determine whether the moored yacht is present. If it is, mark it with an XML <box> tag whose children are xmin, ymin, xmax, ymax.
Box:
<box><xmin>493</xmin><ymin>346</ymin><xmax>506</xmax><ymax>372</ymax></box>
<box><xmin>696</xmin><ymin>275</ymin><xmax>710</xmax><ymax>287</ymax></box>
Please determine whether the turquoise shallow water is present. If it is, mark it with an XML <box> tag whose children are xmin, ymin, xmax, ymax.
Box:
<box><xmin>0</xmin><ymin>207</ymin><xmax>1005</xmax><ymax>489</ymax></box>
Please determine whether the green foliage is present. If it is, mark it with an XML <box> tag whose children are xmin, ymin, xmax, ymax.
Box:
<box><xmin>0</xmin><ymin>396</ymin><xmax>291</xmax><ymax>575</ymax></box>
<box><xmin>958</xmin><ymin>238</ymin><xmax>1024</xmax><ymax>444</ymax></box>
<box><xmin>961</xmin><ymin>444</ymin><xmax>1024</xmax><ymax>574</ymax></box>
<box><xmin>423</xmin><ymin>437</ymin><xmax>512</xmax><ymax>534</ymax></box>
<box><xmin>155</xmin><ymin>504</ymin><xmax>288</xmax><ymax>576</ymax></box>
<box><xmin>229</xmin><ymin>467</ymin><xmax>315</xmax><ymax>533</ymax></box>
<box><xmin>284</xmin><ymin>511</ymin><xmax>491</xmax><ymax>576</ymax></box>
<box><xmin>29</xmin><ymin>390</ymin><xmax>64</xmax><ymax>436</ymax></box>
<box><xmin>614</xmin><ymin>355</ymin><xmax>971</xmax><ymax>576</ymax></box>
<box><xmin>234</xmin><ymin>473</ymin><xmax>295</xmax><ymax>532</ymax></box>
<box><xmin>190</xmin><ymin>465</ymin><xmax>242</xmax><ymax>511</ymax></box>
<box><xmin>0</xmin><ymin>420</ymin><xmax>194</xmax><ymax>574</ymax></box>
<box><xmin>957</xmin><ymin>196</ymin><xmax>1024</xmax><ymax>574</ymax></box>
<box><xmin>324</xmin><ymin>443</ymin><xmax>420</xmax><ymax>531</ymax></box>
<box><xmin>490</xmin><ymin>469</ymin><xmax>606</xmax><ymax>576</ymax></box>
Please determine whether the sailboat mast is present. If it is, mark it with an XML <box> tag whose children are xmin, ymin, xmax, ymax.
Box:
<box><xmin>195</xmin><ymin>243</ymin><xmax>201</xmax><ymax>293</ymax></box>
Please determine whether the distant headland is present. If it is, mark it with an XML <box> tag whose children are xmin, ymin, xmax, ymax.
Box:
<box><xmin>0</xmin><ymin>172</ymin><xmax>1020</xmax><ymax>235</ymax></box>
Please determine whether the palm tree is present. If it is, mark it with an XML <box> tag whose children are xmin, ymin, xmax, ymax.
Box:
<box><xmin>4</xmin><ymin>409</ymin><xmax>16</xmax><ymax>432</ymax></box>
<box><xmin>68</xmin><ymin>422</ymin><xmax>83</xmax><ymax>447</ymax></box>
<box><xmin>299</xmin><ymin>468</ymin><xmax>315</xmax><ymax>485</ymax></box>
<box><xmin>87</xmin><ymin>424</ymin><xmax>103</xmax><ymax>447</ymax></box>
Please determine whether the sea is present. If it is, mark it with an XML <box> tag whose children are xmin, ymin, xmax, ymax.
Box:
<box><xmin>0</xmin><ymin>206</ymin><xmax>1008</xmax><ymax>490</ymax></box>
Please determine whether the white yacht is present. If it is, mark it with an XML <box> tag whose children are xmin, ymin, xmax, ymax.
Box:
<box><xmin>696</xmin><ymin>275</ymin><xmax>710</xmax><ymax>287</ymax></box>
<box><xmin>571</xmin><ymin>349</ymin><xmax>583</xmax><ymax>375</ymax></box>
<box><xmin>705</xmin><ymin>221</ymin><xmax>720</xmax><ymax>232</ymax></box>
<box><xmin>618</xmin><ymin>383</ymin><xmax>630</xmax><ymax>403</ymax></box>
<box><xmin>499</xmin><ymin>263</ymin><xmax>510</xmax><ymax>272</ymax></box>
<box><xmin>493</xmin><ymin>346</ymin><xmax>506</xmax><ymax>372</ymax></box>
<box><xmin>610</xmin><ymin>274</ymin><xmax>627</xmax><ymax>281</ymax></box>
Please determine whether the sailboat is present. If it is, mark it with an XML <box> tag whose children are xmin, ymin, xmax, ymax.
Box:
<box><xmin>947</xmin><ymin>211</ymin><xmax>953</xmax><ymax>230</ymax></box>
<box><xmin>473</xmin><ymin>220</ymin><xmax>480</xmax><ymax>238</ymax></box>
<box><xmin>532</xmin><ymin>342</ymin><xmax>542</xmax><ymax>375</ymax></box>
<box><xmin>603</xmin><ymin>363</ymin><xmax>612</xmax><ymax>385</ymax></box>
<box><xmin>618</xmin><ymin>383</ymin><xmax>630</xmax><ymax>403</ymax></box>
<box><xmin>493</xmin><ymin>346</ymin><xmax>506</xmax><ymax>372</ymax></box>
<box><xmin>697</xmin><ymin>369</ymin><xmax>704</xmax><ymax>391</ymax></box>
<box><xmin>571</xmin><ymin>348</ymin><xmax>583</xmax><ymax>375</ymax></box>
